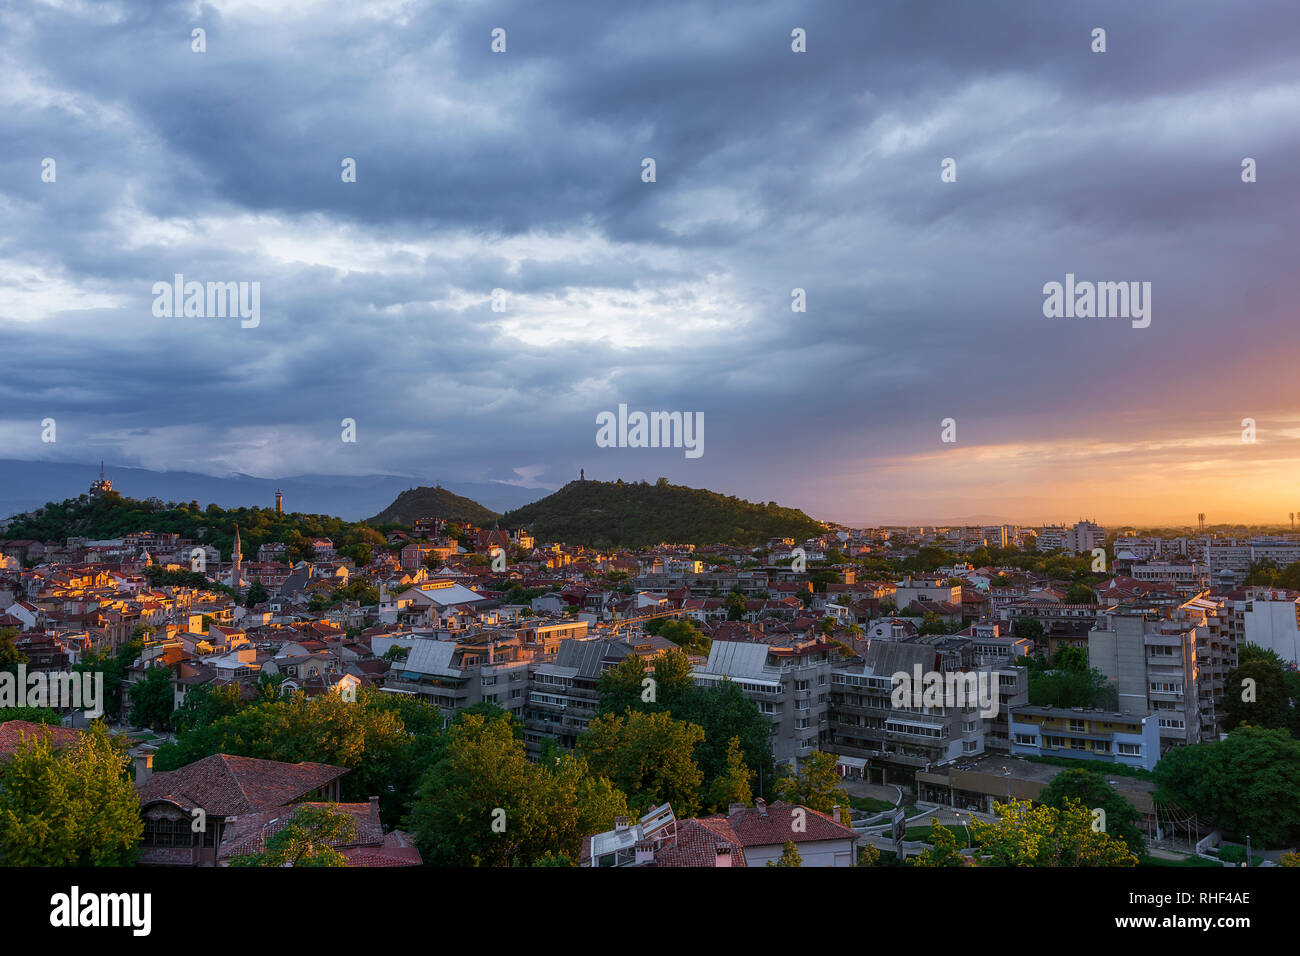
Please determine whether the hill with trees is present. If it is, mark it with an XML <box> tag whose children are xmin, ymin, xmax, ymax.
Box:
<box><xmin>499</xmin><ymin>478</ymin><xmax>825</xmax><ymax>548</ymax></box>
<box><xmin>364</xmin><ymin>485</ymin><xmax>500</xmax><ymax>527</ymax></box>
<box><xmin>3</xmin><ymin>491</ymin><xmax>389</xmax><ymax>565</ymax></box>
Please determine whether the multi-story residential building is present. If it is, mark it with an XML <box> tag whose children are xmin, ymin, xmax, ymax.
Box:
<box><xmin>1036</xmin><ymin>526</ymin><xmax>1067</xmax><ymax>552</ymax></box>
<box><xmin>826</xmin><ymin>637</ymin><xmax>994</xmax><ymax>781</ymax></box>
<box><xmin>379</xmin><ymin>636</ymin><xmax>531</xmax><ymax>723</ymax></box>
<box><xmin>523</xmin><ymin>638</ymin><xmax>646</xmax><ymax>755</ymax></box>
<box><xmin>1130</xmin><ymin>561</ymin><xmax>1209</xmax><ymax>596</ymax></box>
<box><xmin>1008</xmin><ymin>705</ymin><xmax>1161</xmax><ymax>772</ymax></box>
<box><xmin>1235</xmin><ymin>587</ymin><xmax>1300</xmax><ymax>665</ymax></box>
<box><xmin>893</xmin><ymin>576</ymin><xmax>960</xmax><ymax>608</ymax></box>
<box><xmin>1088</xmin><ymin>603</ymin><xmax>1207</xmax><ymax>749</ymax></box>
<box><xmin>693</xmin><ymin>639</ymin><xmax>835</xmax><ymax>765</ymax></box>
<box><xmin>1063</xmin><ymin>520</ymin><xmax>1106</xmax><ymax>554</ymax></box>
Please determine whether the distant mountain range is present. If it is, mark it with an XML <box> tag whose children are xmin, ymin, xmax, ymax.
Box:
<box><xmin>365</xmin><ymin>486</ymin><xmax>501</xmax><ymax>527</ymax></box>
<box><xmin>500</xmin><ymin>478</ymin><xmax>826</xmax><ymax>548</ymax></box>
<box><xmin>0</xmin><ymin>459</ymin><xmax>543</xmax><ymax>524</ymax></box>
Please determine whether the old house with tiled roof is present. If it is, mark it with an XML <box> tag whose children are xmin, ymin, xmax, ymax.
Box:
<box><xmin>135</xmin><ymin>753</ymin><xmax>349</xmax><ymax>866</ymax></box>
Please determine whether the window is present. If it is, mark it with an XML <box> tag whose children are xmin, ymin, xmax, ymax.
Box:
<box><xmin>1117</xmin><ymin>743</ymin><xmax>1141</xmax><ymax>756</ymax></box>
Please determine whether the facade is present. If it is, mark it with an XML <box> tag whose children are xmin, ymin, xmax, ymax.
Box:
<box><xmin>1237</xmin><ymin>588</ymin><xmax>1300</xmax><ymax>665</ymax></box>
<box><xmin>826</xmin><ymin>637</ymin><xmax>1003</xmax><ymax>780</ymax></box>
<box><xmin>1009</xmin><ymin>705</ymin><xmax>1160</xmax><ymax>772</ymax></box>
<box><xmin>693</xmin><ymin>639</ymin><xmax>835</xmax><ymax>765</ymax></box>
<box><xmin>1088</xmin><ymin>603</ymin><xmax>1210</xmax><ymax>748</ymax></box>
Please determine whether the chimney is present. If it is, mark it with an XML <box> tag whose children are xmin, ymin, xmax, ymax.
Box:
<box><xmin>614</xmin><ymin>816</ymin><xmax>630</xmax><ymax>833</ymax></box>
<box><xmin>369</xmin><ymin>796</ymin><xmax>380</xmax><ymax>820</ymax></box>
<box><xmin>634</xmin><ymin>840</ymin><xmax>655</xmax><ymax>866</ymax></box>
<box><xmin>728</xmin><ymin>803</ymin><xmax>746</xmax><ymax>819</ymax></box>
<box><xmin>715</xmin><ymin>845</ymin><xmax>734</xmax><ymax>868</ymax></box>
<box><xmin>755</xmin><ymin>798</ymin><xmax>767</xmax><ymax>816</ymax></box>
<box><xmin>832</xmin><ymin>804</ymin><xmax>841</xmax><ymax>824</ymax></box>
<box><xmin>134</xmin><ymin>750</ymin><xmax>153</xmax><ymax>785</ymax></box>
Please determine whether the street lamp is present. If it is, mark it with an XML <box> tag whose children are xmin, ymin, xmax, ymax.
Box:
<box><xmin>953</xmin><ymin>811</ymin><xmax>971</xmax><ymax>849</ymax></box>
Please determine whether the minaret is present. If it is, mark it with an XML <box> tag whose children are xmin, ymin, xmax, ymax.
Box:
<box><xmin>231</xmin><ymin>525</ymin><xmax>243</xmax><ymax>590</ymax></box>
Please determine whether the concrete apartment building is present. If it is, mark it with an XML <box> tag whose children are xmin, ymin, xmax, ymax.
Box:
<box><xmin>826</xmin><ymin>637</ymin><xmax>998</xmax><ymax>782</ymax></box>
<box><xmin>1130</xmin><ymin>561</ymin><xmax>1209</xmax><ymax>596</ymax></box>
<box><xmin>1088</xmin><ymin>603</ymin><xmax>1212</xmax><ymax>749</ymax></box>
<box><xmin>524</xmin><ymin>638</ymin><xmax>646</xmax><ymax>755</ymax></box>
<box><xmin>1063</xmin><ymin>520</ymin><xmax>1106</xmax><ymax>554</ymax></box>
<box><xmin>1235</xmin><ymin>587</ymin><xmax>1300</xmax><ymax>665</ymax></box>
<box><xmin>1008</xmin><ymin>705</ymin><xmax>1161</xmax><ymax>772</ymax></box>
<box><xmin>693</xmin><ymin>639</ymin><xmax>836</xmax><ymax>765</ymax></box>
<box><xmin>378</xmin><ymin>636</ymin><xmax>532</xmax><ymax>723</ymax></box>
<box><xmin>893</xmin><ymin>576</ymin><xmax>961</xmax><ymax>608</ymax></box>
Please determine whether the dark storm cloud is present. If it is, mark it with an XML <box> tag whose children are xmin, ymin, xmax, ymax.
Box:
<box><xmin>2</xmin><ymin>0</ymin><xmax>1299</xmax><ymax>520</ymax></box>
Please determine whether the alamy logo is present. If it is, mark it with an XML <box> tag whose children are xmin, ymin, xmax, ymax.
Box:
<box><xmin>595</xmin><ymin>404</ymin><xmax>704</xmax><ymax>459</ymax></box>
<box><xmin>152</xmin><ymin>273</ymin><xmax>261</xmax><ymax>328</ymax></box>
<box><xmin>891</xmin><ymin>665</ymin><xmax>1001</xmax><ymax>719</ymax></box>
<box><xmin>50</xmin><ymin>886</ymin><xmax>151</xmax><ymax>936</ymax></box>
<box><xmin>1042</xmin><ymin>273</ymin><xmax>1150</xmax><ymax>329</ymax></box>
<box><xmin>0</xmin><ymin>666</ymin><xmax>103</xmax><ymax>718</ymax></box>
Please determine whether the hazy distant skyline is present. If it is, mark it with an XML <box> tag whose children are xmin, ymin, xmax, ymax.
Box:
<box><xmin>4</xmin><ymin>0</ymin><xmax>1299</xmax><ymax>527</ymax></box>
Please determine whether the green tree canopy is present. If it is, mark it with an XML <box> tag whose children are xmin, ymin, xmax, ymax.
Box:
<box><xmin>0</xmin><ymin>723</ymin><xmax>142</xmax><ymax>866</ymax></box>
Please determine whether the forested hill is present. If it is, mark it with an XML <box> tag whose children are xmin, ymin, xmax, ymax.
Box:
<box><xmin>364</xmin><ymin>485</ymin><xmax>500</xmax><ymax>527</ymax></box>
<box><xmin>500</xmin><ymin>478</ymin><xmax>825</xmax><ymax>548</ymax></box>
<box><xmin>3</xmin><ymin>492</ymin><xmax>389</xmax><ymax>564</ymax></box>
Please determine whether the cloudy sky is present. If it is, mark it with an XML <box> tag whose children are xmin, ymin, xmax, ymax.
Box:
<box><xmin>3</xmin><ymin>0</ymin><xmax>1299</xmax><ymax>526</ymax></box>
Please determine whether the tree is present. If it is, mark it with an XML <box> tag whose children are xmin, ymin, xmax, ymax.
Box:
<box><xmin>649</xmin><ymin>648</ymin><xmax>696</xmax><ymax>709</ymax></box>
<box><xmin>1153</xmin><ymin>726</ymin><xmax>1300</xmax><ymax>848</ymax></box>
<box><xmin>1051</xmin><ymin>646</ymin><xmax>1089</xmax><ymax>672</ymax></box>
<box><xmin>709</xmin><ymin>736</ymin><xmax>754</xmax><ymax>810</ymax></box>
<box><xmin>969</xmin><ymin>799</ymin><xmax>1138</xmax><ymax>866</ymax></box>
<box><xmin>1012</xmin><ymin>618</ymin><xmax>1045</xmax><ymax>644</ymax></box>
<box><xmin>73</xmin><ymin>639</ymin><xmax>142</xmax><ymax>720</ymax></box>
<box><xmin>596</xmin><ymin>654</ymin><xmax>649</xmax><ymax>716</ymax></box>
<box><xmin>171</xmin><ymin>683</ymin><xmax>247</xmax><ymax>734</ymax></box>
<box><xmin>129</xmin><ymin>663</ymin><xmax>176</xmax><ymax>730</ymax></box>
<box><xmin>657</xmin><ymin>619</ymin><xmax>711</xmax><ymax>656</ymax></box>
<box><xmin>912</xmin><ymin>818</ymin><xmax>966</xmax><ymax>867</ymax></box>
<box><xmin>1223</xmin><ymin>647</ymin><xmax>1300</xmax><ymax>736</ymax></box>
<box><xmin>406</xmin><ymin>714</ymin><xmax>629</xmax><ymax>866</ymax></box>
<box><xmin>230</xmin><ymin>804</ymin><xmax>357</xmax><ymax>867</ymax></box>
<box><xmin>0</xmin><ymin>627</ymin><xmax>26</xmax><ymax>679</ymax></box>
<box><xmin>672</xmin><ymin>680</ymin><xmax>777</xmax><ymax>805</ymax></box>
<box><xmin>578</xmin><ymin>711</ymin><xmax>705</xmax><ymax>816</ymax></box>
<box><xmin>1064</xmin><ymin>583</ymin><xmax>1095</xmax><ymax>605</ymax></box>
<box><xmin>767</xmin><ymin>839</ymin><xmax>802</xmax><ymax>867</ymax></box>
<box><xmin>0</xmin><ymin>723</ymin><xmax>142</xmax><ymax>866</ymax></box>
<box><xmin>775</xmin><ymin>750</ymin><xmax>848</xmax><ymax>816</ymax></box>
<box><xmin>857</xmin><ymin>843</ymin><xmax>881</xmax><ymax>867</ymax></box>
<box><xmin>243</xmin><ymin>579</ymin><xmax>269</xmax><ymax>607</ymax></box>
<box><xmin>154</xmin><ymin>689</ymin><xmax>444</xmax><ymax>826</ymax></box>
<box><xmin>1039</xmin><ymin>768</ymin><xmax>1146</xmax><ymax>860</ymax></box>
<box><xmin>725</xmin><ymin>591</ymin><xmax>748</xmax><ymax>621</ymax></box>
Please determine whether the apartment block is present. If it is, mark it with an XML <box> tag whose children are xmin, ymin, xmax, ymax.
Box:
<box><xmin>1088</xmin><ymin>603</ymin><xmax>1210</xmax><ymax>748</ymax></box>
<box><xmin>693</xmin><ymin>639</ymin><xmax>835</xmax><ymax>765</ymax></box>
<box><xmin>1009</xmin><ymin>705</ymin><xmax>1160</xmax><ymax>772</ymax></box>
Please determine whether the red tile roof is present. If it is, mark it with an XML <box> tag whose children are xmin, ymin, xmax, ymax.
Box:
<box><xmin>0</xmin><ymin>720</ymin><xmax>82</xmax><ymax>759</ymax></box>
<box><xmin>137</xmin><ymin>753</ymin><xmax>348</xmax><ymax>816</ymax></box>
